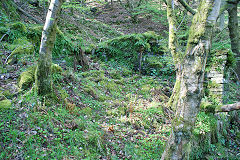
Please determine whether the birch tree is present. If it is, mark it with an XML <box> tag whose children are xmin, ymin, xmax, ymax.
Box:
<box><xmin>161</xmin><ymin>0</ymin><xmax>221</xmax><ymax>159</ymax></box>
<box><xmin>36</xmin><ymin>0</ymin><xmax>64</xmax><ymax>95</ymax></box>
<box><xmin>227</xmin><ymin>0</ymin><xmax>240</xmax><ymax>77</ymax></box>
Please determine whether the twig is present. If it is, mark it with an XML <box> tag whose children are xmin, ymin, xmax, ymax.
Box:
<box><xmin>0</xmin><ymin>34</ymin><xmax>7</xmax><ymax>43</ymax></box>
<box><xmin>4</xmin><ymin>45</ymin><xmax>19</xmax><ymax>65</ymax></box>
<box><xmin>176</xmin><ymin>14</ymin><xmax>186</xmax><ymax>31</ymax></box>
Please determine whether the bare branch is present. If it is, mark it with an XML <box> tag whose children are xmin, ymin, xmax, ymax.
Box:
<box><xmin>177</xmin><ymin>0</ymin><xmax>196</xmax><ymax>15</ymax></box>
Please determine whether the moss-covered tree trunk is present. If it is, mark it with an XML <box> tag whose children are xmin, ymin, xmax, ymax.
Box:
<box><xmin>161</xmin><ymin>0</ymin><xmax>221</xmax><ymax>159</ymax></box>
<box><xmin>227</xmin><ymin>0</ymin><xmax>240</xmax><ymax>77</ymax></box>
<box><xmin>36</xmin><ymin>0</ymin><xmax>64</xmax><ymax>95</ymax></box>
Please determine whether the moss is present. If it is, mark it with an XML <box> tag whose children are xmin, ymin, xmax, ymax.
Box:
<box><xmin>118</xmin><ymin>106</ymin><xmax>127</xmax><ymax>115</ymax></box>
<box><xmin>98</xmin><ymin>94</ymin><xmax>110</xmax><ymax>102</ymax></box>
<box><xmin>0</xmin><ymin>99</ymin><xmax>11</xmax><ymax>109</ymax></box>
<box><xmin>99</xmin><ymin>78</ymin><xmax>119</xmax><ymax>95</ymax></box>
<box><xmin>19</xmin><ymin>64</ymin><xmax>62</xmax><ymax>90</ymax></box>
<box><xmin>81</xmin><ymin>70</ymin><xmax>105</xmax><ymax>82</ymax></box>
<box><xmin>207</xmin><ymin>80</ymin><xmax>221</xmax><ymax>89</ymax></box>
<box><xmin>146</xmin><ymin>56</ymin><xmax>164</xmax><ymax>68</ymax></box>
<box><xmin>200</xmin><ymin>100</ymin><xmax>216</xmax><ymax>113</ymax></box>
<box><xmin>9</xmin><ymin>22</ymin><xmax>27</xmax><ymax>33</ymax></box>
<box><xmin>27</xmin><ymin>25</ymin><xmax>42</xmax><ymax>45</ymax></box>
<box><xmin>6</xmin><ymin>38</ymin><xmax>34</xmax><ymax>64</ymax></box>
<box><xmin>59</xmin><ymin>89</ymin><xmax>69</xmax><ymax>100</ymax></box>
<box><xmin>121</xmin><ymin>67</ymin><xmax>132</xmax><ymax>76</ymax></box>
<box><xmin>186</xmin><ymin>1</ymin><xmax>213</xmax><ymax>49</ymax></box>
<box><xmin>225</xmin><ymin>50</ymin><xmax>236</xmax><ymax>68</ymax></box>
<box><xmin>18</xmin><ymin>66</ymin><xmax>36</xmax><ymax>90</ymax></box>
<box><xmin>139</xmin><ymin>84</ymin><xmax>151</xmax><ymax>95</ymax></box>
<box><xmin>11</xmin><ymin>41</ymin><xmax>34</xmax><ymax>57</ymax></box>
<box><xmin>83</xmin><ymin>86</ymin><xmax>98</xmax><ymax>98</ymax></box>
<box><xmin>85</xmin><ymin>44</ymin><xmax>96</xmax><ymax>54</ymax></box>
<box><xmin>109</xmin><ymin>70</ymin><xmax>121</xmax><ymax>79</ymax></box>
<box><xmin>2</xmin><ymin>89</ymin><xmax>14</xmax><ymax>99</ymax></box>
<box><xmin>51</xmin><ymin>64</ymin><xmax>63</xmax><ymax>73</ymax></box>
<box><xmin>81</xmin><ymin>107</ymin><xmax>92</xmax><ymax>115</ymax></box>
<box><xmin>167</xmin><ymin>80</ymin><xmax>180</xmax><ymax>110</ymax></box>
<box><xmin>94</xmin><ymin>31</ymin><xmax>164</xmax><ymax>73</ymax></box>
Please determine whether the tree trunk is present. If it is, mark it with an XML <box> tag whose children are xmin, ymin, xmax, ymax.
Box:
<box><xmin>35</xmin><ymin>0</ymin><xmax>64</xmax><ymax>96</ymax></box>
<box><xmin>73</xmin><ymin>47</ymin><xmax>89</xmax><ymax>71</ymax></box>
<box><xmin>161</xmin><ymin>0</ymin><xmax>221</xmax><ymax>159</ymax></box>
<box><xmin>227</xmin><ymin>0</ymin><xmax>240</xmax><ymax>78</ymax></box>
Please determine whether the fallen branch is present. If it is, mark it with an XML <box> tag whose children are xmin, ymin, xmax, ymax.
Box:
<box><xmin>13</xmin><ymin>2</ymin><xmax>43</xmax><ymax>24</ymax></box>
<box><xmin>216</xmin><ymin>102</ymin><xmax>240</xmax><ymax>112</ymax></box>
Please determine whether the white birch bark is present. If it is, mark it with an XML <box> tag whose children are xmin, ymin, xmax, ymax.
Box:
<box><xmin>36</xmin><ymin>0</ymin><xmax>64</xmax><ymax>95</ymax></box>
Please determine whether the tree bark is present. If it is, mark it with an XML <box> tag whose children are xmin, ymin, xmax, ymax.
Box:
<box><xmin>227</xmin><ymin>0</ymin><xmax>240</xmax><ymax>78</ymax></box>
<box><xmin>216</xmin><ymin>102</ymin><xmax>240</xmax><ymax>112</ymax></box>
<box><xmin>35</xmin><ymin>0</ymin><xmax>64</xmax><ymax>96</ymax></box>
<box><xmin>177</xmin><ymin>0</ymin><xmax>196</xmax><ymax>15</ymax></box>
<box><xmin>161</xmin><ymin>0</ymin><xmax>221</xmax><ymax>159</ymax></box>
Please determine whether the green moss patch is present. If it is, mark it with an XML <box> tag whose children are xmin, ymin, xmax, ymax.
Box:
<box><xmin>18</xmin><ymin>64</ymin><xmax>62</xmax><ymax>90</ymax></box>
<box><xmin>0</xmin><ymin>99</ymin><xmax>11</xmax><ymax>109</ymax></box>
<box><xmin>94</xmin><ymin>31</ymin><xmax>172</xmax><ymax>76</ymax></box>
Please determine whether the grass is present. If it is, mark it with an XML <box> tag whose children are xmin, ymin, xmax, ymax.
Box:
<box><xmin>1</xmin><ymin>2</ymin><xmax>239</xmax><ymax>158</ymax></box>
<box><xmin>0</xmin><ymin>55</ymin><xmax>173</xmax><ymax>159</ymax></box>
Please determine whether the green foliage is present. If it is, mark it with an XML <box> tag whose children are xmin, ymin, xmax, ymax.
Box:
<box><xmin>0</xmin><ymin>22</ymin><xmax>81</xmax><ymax>57</ymax></box>
<box><xmin>192</xmin><ymin>112</ymin><xmax>217</xmax><ymax>159</ymax></box>
<box><xmin>134</xmin><ymin>0</ymin><xmax>168</xmax><ymax>24</ymax></box>
<box><xmin>94</xmin><ymin>31</ymin><xmax>174</xmax><ymax>77</ymax></box>
<box><xmin>0</xmin><ymin>99</ymin><xmax>11</xmax><ymax>109</ymax></box>
<box><xmin>0</xmin><ymin>0</ymin><xmax>20</xmax><ymax>23</ymax></box>
<box><xmin>18</xmin><ymin>64</ymin><xmax>62</xmax><ymax>90</ymax></box>
<box><xmin>61</xmin><ymin>17</ymin><xmax>123</xmax><ymax>46</ymax></box>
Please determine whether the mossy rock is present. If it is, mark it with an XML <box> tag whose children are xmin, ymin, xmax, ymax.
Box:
<box><xmin>98</xmin><ymin>94</ymin><xmax>111</xmax><ymax>102</ymax></box>
<box><xmin>58</xmin><ymin>89</ymin><xmax>69</xmax><ymax>100</ymax></box>
<box><xmin>118</xmin><ymin>106</ymin><xmax>127</xmax><ymax>115</ymax></box>
<box><xmin>0</xmin><ymin>93</ymin><xmax>12</xmax><ymax>110</ymax></box>
<box><xmin>18</xmin><ymin>66</ymin><xmax>36</xmax><ymax>90</ymax></box>
<box><xmin>18</xmin><ymin>64</ymin><xmax>62</xmax><ymax>90</ymax></box>
<box><xmin>121</xmin><ymin>67</ymin><xmax>132</xmax><ymax>77</ymax></box>
<box><xmin>0</xmin><ymin>99</ymin><xmax>11</xmax><ymax>109</ymax></box>
<box><xmin>95</xmin><ymin>31</ymin><xmax>165</xmax><ymax>72</ymax></box>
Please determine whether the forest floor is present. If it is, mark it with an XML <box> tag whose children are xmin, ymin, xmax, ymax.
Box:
<box><xmin>0</xmin><ymin>1</ymin><xmax>240</xmax><ymax>159</ymax></box>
